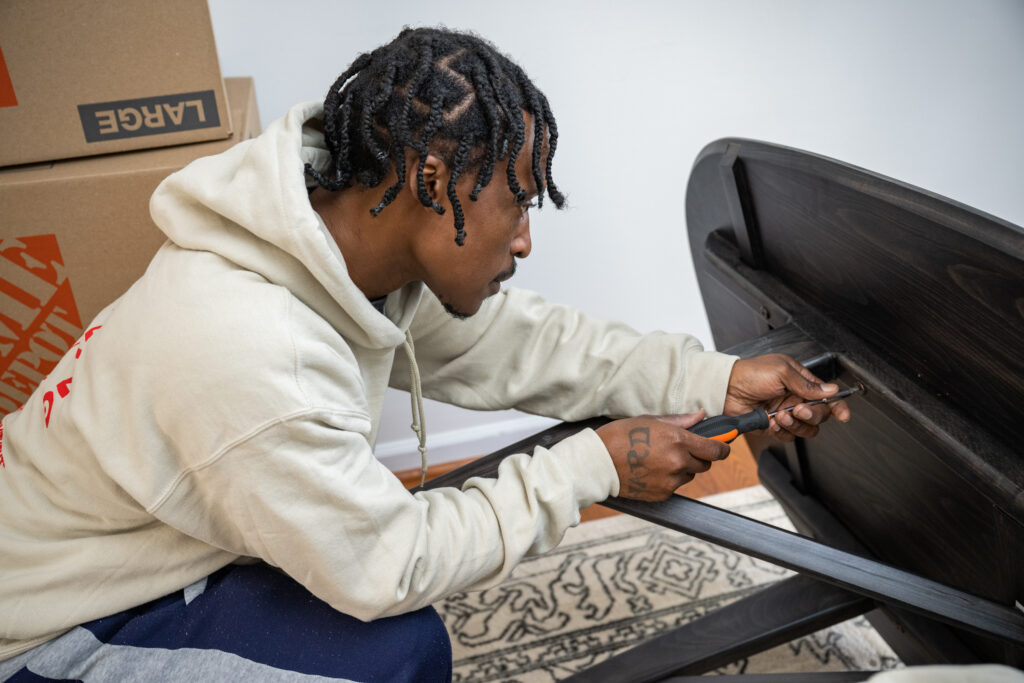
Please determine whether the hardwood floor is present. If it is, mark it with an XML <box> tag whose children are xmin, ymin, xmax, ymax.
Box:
<box><xmin>395</xmin><ymin>436</ymin><xmax>760</xmax><ymax>523</ymax></box>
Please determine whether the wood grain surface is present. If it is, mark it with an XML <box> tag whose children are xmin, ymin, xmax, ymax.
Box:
<box><xmin>685</xmin><ymin>138</ymin><xmax>1024</xmax><ymax>665</ymax></box>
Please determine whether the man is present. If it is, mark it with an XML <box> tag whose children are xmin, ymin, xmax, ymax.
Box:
<box><xmin>0</xmin><ymin>27</ymin><xmax>847</xmax><ymax>681</ymax></box>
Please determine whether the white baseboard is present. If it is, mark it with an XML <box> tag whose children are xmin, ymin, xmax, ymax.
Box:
<box><xmin>375</xmin><ymin>414</ymin><xmax>560</xmax><ymax>473</ymax></box>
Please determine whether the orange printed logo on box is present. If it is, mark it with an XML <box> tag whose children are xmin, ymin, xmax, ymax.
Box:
<box><xmin>0</xmin><ymin>46</ymin><xmax>17</xmax><ymax>108</ymax></box>
<box><xmin>0</xmin><ymin>236</ymin><xmax>84</xmax><ymax>415</ymax></box>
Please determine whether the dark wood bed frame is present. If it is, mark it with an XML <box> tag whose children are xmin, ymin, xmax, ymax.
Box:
<box><xmin>420</xmin><ymin>139</ymin><xmax>1024</xmax><ymax>681</ymax></box>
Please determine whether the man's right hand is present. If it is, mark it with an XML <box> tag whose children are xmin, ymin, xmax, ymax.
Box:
<box><xmin>595</xmin><ymin>412</ymin><xmax>730</xmax><ymax>502</ymax></box>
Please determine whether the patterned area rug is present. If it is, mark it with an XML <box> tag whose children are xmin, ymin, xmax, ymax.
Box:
<box><xmin>435</xmin><ymin>485</ymin><xmax>902</xmax><ymax>682</ymax></box>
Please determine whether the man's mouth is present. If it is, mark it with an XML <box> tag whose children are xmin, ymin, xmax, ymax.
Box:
<box><xmin>493</xmin><ymin>262</ymin><xmax>517</xmax><ymax>284</ymax></box>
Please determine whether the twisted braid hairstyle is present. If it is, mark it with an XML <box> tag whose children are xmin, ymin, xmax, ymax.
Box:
<box><xmin>305</xmin><ymin>27</ymin><xmax>566</xmax><ymax>246</ymax></box>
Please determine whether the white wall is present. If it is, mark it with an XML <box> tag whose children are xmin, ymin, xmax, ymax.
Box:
<box><xmin>207</xmin><ymin>0</ymin><xmax>1024</xmax><ymax>472</ymax></box>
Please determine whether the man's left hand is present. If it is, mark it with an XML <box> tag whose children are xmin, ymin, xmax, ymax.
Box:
<box><xmin>723</xmin><ymin>354</ymin><xmax>852</xmax><ymax>442</ymax></box>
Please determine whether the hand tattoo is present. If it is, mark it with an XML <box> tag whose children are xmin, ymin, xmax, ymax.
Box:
<box><xmin>626</xmin><ymin>427</ymin><xmax>651</xmax><ymax>496</ymax></box>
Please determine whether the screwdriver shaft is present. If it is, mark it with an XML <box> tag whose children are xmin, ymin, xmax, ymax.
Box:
<box><xmin>768</xmin><ymin>384</ymin><xmax>863</xmax><ymax>418</ymax></box>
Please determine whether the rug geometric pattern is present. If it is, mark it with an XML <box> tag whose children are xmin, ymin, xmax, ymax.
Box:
<box><xmin>435</xmin><ymin>485</ymin><xmax>902</xmax><ymax>681</ymax></box>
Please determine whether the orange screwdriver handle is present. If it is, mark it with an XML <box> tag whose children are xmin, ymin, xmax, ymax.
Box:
<box><xmin>689</xmin><ymin>408</ymin><xmax>771</xmax><ymax>443</ymax></box>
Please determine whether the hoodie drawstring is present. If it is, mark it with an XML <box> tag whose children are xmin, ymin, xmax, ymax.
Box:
<box><xmin>403</xmin><ymin>330</ymin><xmax>429</xmax><ymax>486</ymax></box>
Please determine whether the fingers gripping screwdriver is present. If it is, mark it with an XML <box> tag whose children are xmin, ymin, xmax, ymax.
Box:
<box><xmin>689</xmin><ymin>384</ymin><xmax>864</xmax><ymax>443</ymax></box>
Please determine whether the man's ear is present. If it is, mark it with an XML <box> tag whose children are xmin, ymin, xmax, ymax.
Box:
<box><xmin>407</xmin><ymin>152</ymin><xmax>450</xmax><ymax>210</ymax></box>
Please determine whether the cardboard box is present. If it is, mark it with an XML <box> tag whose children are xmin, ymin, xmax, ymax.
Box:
<box><xmin>0</xmin><ymin>0</ymin><xmax>232</xmax><ymax>167</ymax></box>
<box><xmin>0</xmin><ymin>77</ymin><xmax>260</xmax><ymax>415</ymax></box>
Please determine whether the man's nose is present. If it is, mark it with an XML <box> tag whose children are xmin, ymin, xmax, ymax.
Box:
<box><xmin>512</xmin><ymin>215</ymin><xmax>532</xmax><ymax>258</ymax></box>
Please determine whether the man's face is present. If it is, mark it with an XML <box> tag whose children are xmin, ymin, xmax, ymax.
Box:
<box><xmin>418</xmin><ymin>125</ymin><xmax>541</xmax><ymax>319</ymax></box>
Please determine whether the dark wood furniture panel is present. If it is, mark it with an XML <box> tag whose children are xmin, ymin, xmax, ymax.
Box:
<box><xmin>686</xmin><ymin>139</ymin><xmax>1023</xmax><ymax>667</ymax></box>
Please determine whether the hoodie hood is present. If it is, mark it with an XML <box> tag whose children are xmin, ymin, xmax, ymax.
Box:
<box><xmin>149</xmin><ymin>101</ymin><xmax>422</xmax><ymax>351</ymax></box>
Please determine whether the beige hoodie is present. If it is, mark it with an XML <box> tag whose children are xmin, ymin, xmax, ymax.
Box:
<box><xmin>0</xmin><ymin>101</ymin><xmax>737</xmax><ymax>660</ymax></box>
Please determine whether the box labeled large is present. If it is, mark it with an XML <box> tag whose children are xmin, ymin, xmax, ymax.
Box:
<box><xmin>0</xmin><ymin>0</ymin><xmax>232</xmax><ymax>167</ymax></box>
<box><xmin>0</xmin><ymin>77</ymin><xmax>259</xmax><ymax>415</ymax></box>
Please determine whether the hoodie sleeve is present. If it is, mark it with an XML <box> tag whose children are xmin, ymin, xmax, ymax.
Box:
<box><xmin>149</xmin><ymin>410</ymin><xmax>619</xmax><ymax>621</ymax></box>
<box><xmin>391</xmin><ymin>288</ymin><xmax>738</xmax><ymax>419</ymax></box>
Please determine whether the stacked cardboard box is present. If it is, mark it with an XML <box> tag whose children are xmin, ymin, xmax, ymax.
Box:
<box><xmin>0</xmin><ymin>0</ymin><xmax>233</xmax><ymax>167</ymax></box>
<box><xmin>0</xmin><ymin>2</ymin><xmax>262</xmax><ymax>415</ymax></box>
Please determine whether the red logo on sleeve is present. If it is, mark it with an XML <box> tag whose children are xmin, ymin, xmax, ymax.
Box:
<box><xmin>41</xmin><ymin>325</ymin><xmax>100</xmax><ymax>428</ymax></box>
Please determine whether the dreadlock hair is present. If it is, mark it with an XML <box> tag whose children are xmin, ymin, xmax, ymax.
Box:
<box><xmin>305</xmin><ymin>27</ymin><xmax>566</xmax><ymax>246</ymax></box>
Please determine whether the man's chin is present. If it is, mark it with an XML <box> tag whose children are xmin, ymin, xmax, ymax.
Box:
<box><xmin>442</xmin><ymin>301</ymin><xmax>473</xmax><ymax>320</ymax></box>
<box><xmin>439</xmin><ymin>289</ymin><xmax>495</xmax><ymax>320</ymax></box>
<box><xmin>440</xmin><ymin>296</ymin><xmax>483</xmax><ymax>321</ymax></box>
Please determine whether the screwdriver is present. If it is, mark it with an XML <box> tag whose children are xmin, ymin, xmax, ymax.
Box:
<box><xmin>689</xmin><ymin>384</ymin><xmax>864</xmax><ymax>443</ymax></box>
